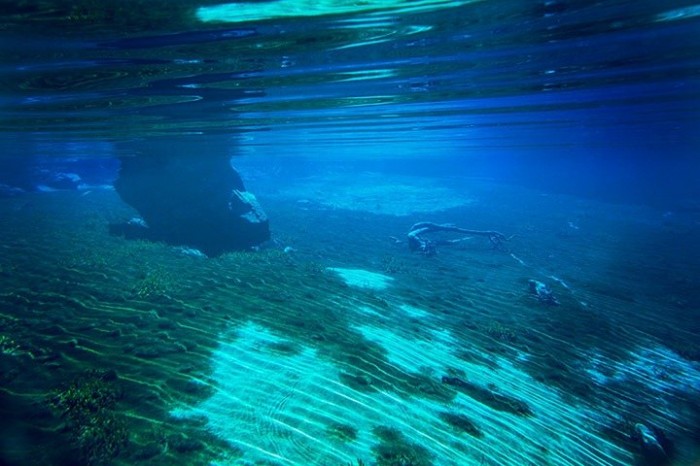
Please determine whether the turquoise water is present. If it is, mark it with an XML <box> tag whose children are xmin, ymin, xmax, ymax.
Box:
<box><xmin>1</xmin><ymin>1</ymin><xmax>699</xmax><ymax>465</ymax></box>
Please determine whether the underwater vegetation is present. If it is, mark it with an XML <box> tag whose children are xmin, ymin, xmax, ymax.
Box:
<box><xmin>346</xmin><ymin>460</ymin><xmax>366</xmax><ymax>466</ymax></box>
<box><xmin>131</xmin><ymin>266</ymin><xmax>174</xmax><ymax>299</ymax></box>
<box><xmin>371</xmin><ymin>426</ymin><xmax>434</xmax><ymax>466</ymax></box>
<box><xmin>483</xmin><ymin>320</ymin><xmax>520</xmax><ymax>343</ymax></box>
<box><xmin>437</xmin><ymin>411</ymin><xmax>483</xmax><ymax>438</ymax></box>
<box><xmin>49</xmin><ymin>369</ymin><xmax>128</xmax><ymax>465</ymax></box>
<box><xmin>441</xmin><ymin>376</ymin><xmax>534</xmax><ymax>417</ymax></box>
<box><xmin>326</xmin><ymin>422</ymin><xmax>359</xmax><ymax>443</ymax></box>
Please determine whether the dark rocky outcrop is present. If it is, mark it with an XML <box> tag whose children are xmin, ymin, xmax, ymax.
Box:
<box><xmin>113</xmin><ymin>150</ymin><xmax>269</xmax><ymax>256</ymax></box>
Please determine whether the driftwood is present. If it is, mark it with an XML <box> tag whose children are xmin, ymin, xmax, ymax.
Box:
<box><xmin>407</xmin><ymin>222</ymin><xmax>512</xmax><ymax>255</ymax></box>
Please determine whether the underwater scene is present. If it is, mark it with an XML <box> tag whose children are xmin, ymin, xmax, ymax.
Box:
<box><xmin>1</xmin><ymin>1</ymin><xmax>699</xmax><ymax>465</ymax></box>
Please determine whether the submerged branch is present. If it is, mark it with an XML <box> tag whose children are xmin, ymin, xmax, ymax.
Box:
<box><xmin>407</xmin><ymin>222</ymin><xmax>513</xmax><ymax>255</ymax></box>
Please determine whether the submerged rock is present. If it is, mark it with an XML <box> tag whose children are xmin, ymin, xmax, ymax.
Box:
<box><xmin>528</xmin><ymin>279</ymin><xmax>559</xmax><ymax>305</ymax></box>
<box><xmin>113</xmin><ymin>145</ymin><xmax>269</xmax><ymax>256</ymax></box>
<box><xmin>633</xmin><ymin>423</ymin><xmax>672</xmax><ymax>464</ymax></box>
<box><xmin>43</xmin><ymin>172</ymin><xmax>82</xmax><ymax>190</ymax></box>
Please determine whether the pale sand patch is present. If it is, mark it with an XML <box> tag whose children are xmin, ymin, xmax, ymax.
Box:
<box><xmin>326</xmin><ymin>267</ymin><xmax>394</xmax><ymax>290</ymax></box>
<box><xmin>399</xmin><ymin>303</ymin><xmax>431</xmax><ymax>319</ymax></box>
<box><xmin>278</xmin><ymin>172</ymin><xmax>473</xmax><ymax>216</ymax></box>
<box><xmin>170</xmin><ymin>323</ymin><xmax>475</xmax><ymax>465</ymax></box>
<box><xmin>172</xmin><ymin>322</ymin><xmax>633</xmax><ymax>466</ymax></box>
<box><xmin>354</xmin><ymin>323</ymin><xmax>633</xmax><ymax>466</ymax></box>
<box><xmin>585</xmin><ymin>345</ymin><xmax>700</xmax><ymax>400</ymax></box>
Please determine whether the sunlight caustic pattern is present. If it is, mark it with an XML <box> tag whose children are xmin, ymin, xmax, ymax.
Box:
<box><xmin>196</xmin><ymin>0</ymin><xmax>480</xmax><ymax>23</ymax></box>
<box><xmin>171</xmin><ymin>315</ymin><xmax>634</xmax><ymax>466</ymax></box>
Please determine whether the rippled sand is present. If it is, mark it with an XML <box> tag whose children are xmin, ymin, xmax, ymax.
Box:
<box><xmin>1</xmin><ymin>181</ymin><xmax>698</xmax><ymax>465</ymax></box>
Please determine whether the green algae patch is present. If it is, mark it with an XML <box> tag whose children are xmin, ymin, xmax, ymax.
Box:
<box><xmin>441</xmin><ymin>376</ymin><xmax>534</xmax><ymax>417</ymax></box>
<box><xmin>371</xmin><ymin>426</ymin><xmax>433</xmax><ymax>466</ymax></box>
<box><xmin>438</xmin><ymin>411</ymin><xmax>483</xmax><ymax>438</ymax></box>
<box><xmin>49</xmin><ymin>370</ymin><xmax>128</xmax><ymax>465</ymax></box>
<box><xmin>326</xmin><ymin>422</ymin><xmax>359</xmax><ymax>443</ymax></box>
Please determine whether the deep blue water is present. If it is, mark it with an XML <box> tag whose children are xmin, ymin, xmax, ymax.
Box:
<box><xmin>1</xmin><ymin>1</ymin><xmax>699</xmax><ymax>203</ymax></box>
<box><xmin>1</xmin><ymin>1</ymin><xmax>700</xmax><ymax>465</ymax></box>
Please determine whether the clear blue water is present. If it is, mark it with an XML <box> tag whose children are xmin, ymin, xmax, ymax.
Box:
<box><xmin>1</xmin><ymin>1</ymin><xmax>699</xmax><ymax>465</ymax></box>
<box><xmin>2</xmin><ymin>1</ymin><xmax>699</xmax><ymax>203</ymax></box>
